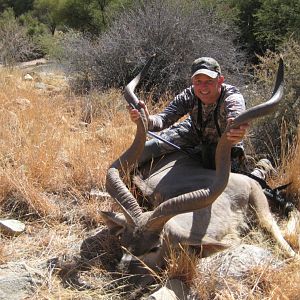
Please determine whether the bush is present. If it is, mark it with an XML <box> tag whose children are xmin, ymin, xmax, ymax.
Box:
<box><xmin>245</xmin><ymin>39</ymin><xmax>300</xmax><ymax>162</ymax></box>
<box><xmin>37</xmin><ymin>31</ymin><xmax>65</xmax><ymax>61</ymax></box>
<box><xmin>57</xmin><ymin>0</ymin><xmax>247</xmax><ymax>96</ymax></box>
<box><xmin>0</xmin><ymin>8</ymin><xmax>37</xmax><ymax>66</ymax></box>
<box><xmin>19</xmin><ymin>12</ymin><xmax>49</xmax><ymax>38</ymax></box>
<box><xmin>51</xmin><ymin>30</ymin><xmax>99</xmax><ymax>93</ymax></box>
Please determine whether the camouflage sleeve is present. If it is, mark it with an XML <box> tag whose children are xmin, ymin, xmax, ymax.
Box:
<box><xmin>148</xmin><ymin>87</ymin><xmax>195</xmax><ymax>131</ymax></box>
<box><xmin>223</xmin><ymin>86</ymin><xmax>246</xmax><ymax>152</ymax></box>
<box><xmin>224</xmin><ymin>90</ymin><xmax>246</xmax><ymax>120</ymax></box>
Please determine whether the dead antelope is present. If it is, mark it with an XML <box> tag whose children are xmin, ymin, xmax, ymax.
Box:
<box><xmin>100</xmin><ymin>57</ymin><xmax>297</xmax><ymax>288</ymax></box>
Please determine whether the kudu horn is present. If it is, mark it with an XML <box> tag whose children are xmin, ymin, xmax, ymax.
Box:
<box><xmin>105</xmin><ymin>55</ymin><xmax>155</xmax><ymax>223</ymax></box>
<box><xmin>147</xmin><ymin>57</ymin><xmax>284</xmax><ymax>230</ymax></box>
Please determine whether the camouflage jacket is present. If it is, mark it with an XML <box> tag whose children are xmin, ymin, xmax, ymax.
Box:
<box><xmin>148</xmin><ymin>84</ymin><xmax>246</xmax><ymax>146</ymax></box>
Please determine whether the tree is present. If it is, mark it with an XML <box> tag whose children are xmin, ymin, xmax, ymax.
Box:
<box><xmin>33</xmin><ymin>0</ymin><xmax>65</xmax><ymax>35</ymax></box>
<box><xmin>0</xmin><ymin>0</ymin><xmax>34</xmax><ymax>16</ymax></box>
<box><xmin>59</xmin><ymin>0</ymin><xmax>131</xmax><ymax>34</ymax></box>
<box><xmin>220</xmin><ymin>0</ymin><xmax>300</xmax><ymax>60</ymax></box>
<box><xmin>254</xmin><ymin>0</ymin><xmax>300</xmax><ymax>50</ymax></box>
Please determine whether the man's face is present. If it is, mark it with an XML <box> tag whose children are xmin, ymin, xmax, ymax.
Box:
<box><xmin>192</xmin><ymin>73</ymin><xmax>224</xmax><ymax>105</ymax></box>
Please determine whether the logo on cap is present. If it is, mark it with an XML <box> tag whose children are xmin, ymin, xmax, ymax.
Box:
<box><xmin>191</xmin><ymin>57</ymin><xmax>221</xmax><ymax>79</ymax></box>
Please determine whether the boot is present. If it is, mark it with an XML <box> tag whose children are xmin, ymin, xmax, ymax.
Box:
<box><xmin>251</xmin><ymin>158</ymin><xmax>276</xmax><ymax>180</ymax></box>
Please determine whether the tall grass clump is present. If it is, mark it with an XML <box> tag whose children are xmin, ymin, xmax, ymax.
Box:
<box><xmin>278</xmin><ymin>125</ymin><xmax>300</xmax><ymax>209</ymax></box>
<box><xmin>54</xmin><ymin>0</ymin><xmax>246</xmax><ymax>96</ymax></box>
<box><xmin>0</xmin><ymin>67</ymin><xmax>132</xmax><ymax>221</ymax></box>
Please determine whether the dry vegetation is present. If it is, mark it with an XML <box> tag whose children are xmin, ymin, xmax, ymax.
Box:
<box><xmin>0</xmin><ymin>67</ymin><xmax>134</xmax><ymax>298</ymax></box>
<box><xmin>0</xmin><ymin>66</ymin><xmax>299</xmax><ymax>299</ymax></box>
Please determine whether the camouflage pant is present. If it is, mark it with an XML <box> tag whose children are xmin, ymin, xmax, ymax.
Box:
<box><xmin>139</xmin><ymin>120</ymin><xmax>246</xmax><ymax>171</ymax></box>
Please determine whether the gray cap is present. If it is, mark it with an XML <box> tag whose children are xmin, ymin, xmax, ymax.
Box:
<box><xmin>191</xmin><ymin>57</ymin><xmax>221</xmax><ymax>78</ymax></box>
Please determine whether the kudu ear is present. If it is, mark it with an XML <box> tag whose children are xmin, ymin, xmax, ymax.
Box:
<box><xmin>100</xmin><ymin>211</ymin><xmax>127</xmax><ymax>236</ymax></box>
<box><xmin>189</xmin><ymin>235</ymin><xmax>230</xmax><ymax>257</ymax></box>
<box><xmin>201</xmin><ymin>237</ymin><xmax>230</xmax><ymax>257</ymax></box>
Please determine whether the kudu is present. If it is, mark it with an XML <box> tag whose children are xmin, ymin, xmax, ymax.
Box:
<box><xmin>101</xmin><ymin>58</ymin><xmax>296</xmax><ymax>287</ymax></box>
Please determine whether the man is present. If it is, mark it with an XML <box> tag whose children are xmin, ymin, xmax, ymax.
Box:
<box><xmin>129</xmin><ymin>57</ymin><xmax>249</xmax><ymax>170</ymax></box>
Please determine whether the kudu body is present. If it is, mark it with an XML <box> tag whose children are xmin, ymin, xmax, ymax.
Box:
<box><xmin>101</xmin><ymin>58</ymin><xmax>296</xmax><ymax>287</ymax></box>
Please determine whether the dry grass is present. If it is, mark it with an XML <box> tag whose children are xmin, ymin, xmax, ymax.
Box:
<box><xmin>282</xmin><ymin>127</ymin><xmax>300</xmax><ymax>209</ymax></box>
<box><xmin>0</xmin><ymin>67</ymin><xmax>299</xmax><ymax>299</ymax></box>
<box><xmin>207</xmin><ymin>260</ymin><xmax>300</xmax><ymax>300</ymax></box>
<box><xmin>0</xmin><ymin>67</ymin><xmax>133</xmax><ymax>220</ymax></box>
<box><xmin>191</xmin><ymin>244</ymin><xmax>300</xmax><ymax>300</ymax></box>
<box><xmin>165</xmin><ymin>243</ymin><xmax>198</xmax><ymax>285</ymax></box>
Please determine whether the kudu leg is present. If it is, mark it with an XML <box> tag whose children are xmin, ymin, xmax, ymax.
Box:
<box><xmin>249</xmin><ymin>181</ymin><xmax>297</xmax><ymax>258</ymax></box>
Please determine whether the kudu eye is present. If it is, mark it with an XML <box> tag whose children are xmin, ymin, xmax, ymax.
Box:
<box><xmin>149</xmin><ymin>246</ymin><xmax>160</xmax><ymax>253</ymax></box>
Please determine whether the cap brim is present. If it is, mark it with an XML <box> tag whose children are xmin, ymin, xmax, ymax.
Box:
<box><xmin>191</xmin><ymin>69</ymin><xmax>219</xmax><ymax>79</ymax></box>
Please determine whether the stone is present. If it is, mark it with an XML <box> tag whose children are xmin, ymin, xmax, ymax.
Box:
<box><xmin>147</xmin><ymin>279</ymin><xmax>191</xmax><ymax>300</ymax></box>
<box><xmin>0</xmin><ymin>262</ymin><xmax>44</xmax><ymax>300</ymax></box>
<box><xmin>0</xmin><ymin>219</ymin><xmax>25</xmax><ymax>236</ymax></box>
<box><xmin>24</xmin><ymin>74</ymin><xmax>33</xmax><ymax>81</ymax></box>
<box><xmin>199</xmin><ymin>244</ymin><xmax>283</xmax><ymax>279</ymax></box>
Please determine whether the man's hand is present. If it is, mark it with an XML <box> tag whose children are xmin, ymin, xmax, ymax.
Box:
<box><xmin>128</xmin><ymin>101</ymin><xmax>149</xmax><ymax>123</ymax></box>
<box><xmin>226</xmin><ymin>118</ymin><xmax>249</xmax><ymax>145</ymax></box>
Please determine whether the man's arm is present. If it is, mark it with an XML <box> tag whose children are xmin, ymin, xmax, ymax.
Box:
<box><xmin>128</xmin><ymin>87</ymin><xmax>195</xmax><ymax>132</ymax></box>
<box><xmin>224</xmin><ymin>89</ymin><xmax>249</xmax><ymax>145</ymax></box>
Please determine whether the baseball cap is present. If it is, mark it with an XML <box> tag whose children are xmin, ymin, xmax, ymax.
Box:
<box><xmin>191</xmin><ymin>57</ymin><xmax>221</xmax><ymax>79</ymax></box>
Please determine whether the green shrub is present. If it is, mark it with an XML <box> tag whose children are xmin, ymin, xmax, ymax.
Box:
<box><xmin>37</xmin><ymin>32</ymin><xmax>65</xmax><ymax>60</ymax></box>
<box><xmin>19</xmin><ymin>12</ymin><xmax>49</xmax><ymax>38</ymax></box>
<box><xmin>253</xmin><ymin>0</ymin><xmax>300</xmax><ymax>52</ymax></box>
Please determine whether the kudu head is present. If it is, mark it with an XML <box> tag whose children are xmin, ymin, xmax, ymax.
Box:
<box><xmin>101</xmin><ymin>57</ymin><xmax>284</xmax><ymax>285</ymax></box>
